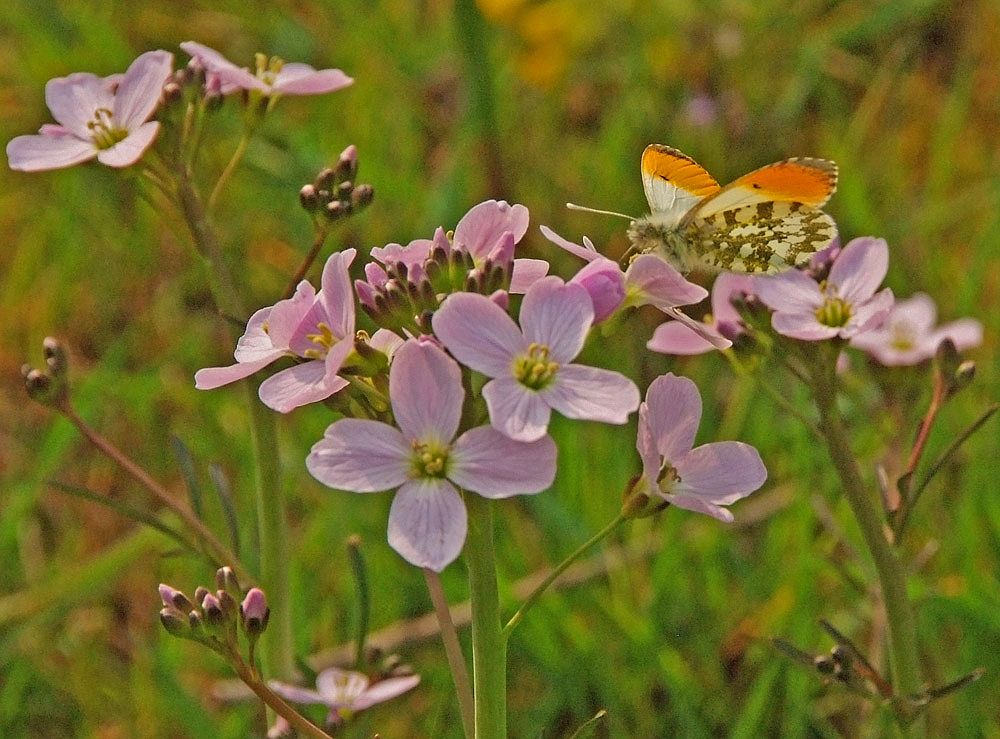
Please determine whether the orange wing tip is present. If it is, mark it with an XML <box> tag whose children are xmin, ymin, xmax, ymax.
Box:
<box><xmin>641</xmin><ymin>144</ymin><xmax>720</xmax><ymax>197</ymax></box>
<box><xmin>732</xmin><ymin>159</ymin><xmax>838</xmax><ymax>205</ymax></box>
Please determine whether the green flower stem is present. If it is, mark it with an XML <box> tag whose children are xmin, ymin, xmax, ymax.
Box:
<box><xmin>282</xmin><ymin>225</ymin><xmax>330</xmax><ymax>300</ymax></box>
<box><xmin>230</xmin><ymin>653</ymin><xmax>332</xmax><ymax>739</ymax></box>
<box><xmin>174</xmin><ymin>165</ymin><xmax>295</xmax><ymax>681</ymax></box>
<box><xmin>464</xmin><ymin>494</ymin><xmax>506</xmax><ymax>739</ymax></box>
<box><xmin>208</xmin><ymin>133</ymin><xmax>250</xmax><ymax>212</ymax></box>
<box><xmin>423</xmin><ymin>568</ymin><xmax>475</xmax><ymax>739</ymax></box>
<box><xmin>810</xmin><ymin>350</ymin><xmax>923</xmax><ymax>731</ymax></box>
<box><xmin>504</xmin><ymin>513</ymin><xmax>627</xmax><ymax>638</ymax></box>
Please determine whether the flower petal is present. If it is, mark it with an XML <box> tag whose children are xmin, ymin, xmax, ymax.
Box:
<box><xmin>307</xmin><ymin>419</ymin><xmax>409</xmax><ymax>492</ymax></box>
<box><xmin>432</xmin><ymin>292</ymin><xmax>525</xmax><ymax>377</ymax></box>
<box><xmin>45</xmin><ymin>72</ymin><xmax>111</xmax><ymax>138</ymax></box>
<box><xmin>319</xmin><ymin>249</ymin><xmax>357</xmax><ymax>340</ymax></box>
<box><xmin>541</xmin><ymin>364</ymin><xmax>639</xmax><ymax>426</ymax></box>
<box><xmin>666</xmin><ymin>495</ymin><xmax>735</xmax><ymax>523</ymax></box>
<box><xmin>387</xmin><ymin>479</ymin><xmax>467</xmax><ymax>572</ymax></box>
<box><xmin>754</xmin><ymin>269</ymin><xmax>822</xmax><ymax>313</ymax></box>
<box><xmin>265</xmin><ymin>282</ymin><xmax>318</xmax><ymax>349</ymax></box>
<box><xmin>315</xmin><ymin>668</ymin><xmax>369</xmax><ymax>706</ymax></box>
<box><xmin>194</xmin><ymin>356</ymin><xmax>279</xmax><ymax>389</ymax></box>
<box><xmin>450</xmin><ymin>427</ymin><xmax>556</xmax><ymax>497</ymax></box>
<box><xmin>454</xmin><ymin>200</ymin><xmax>529</xmax><ymax>259</ymax></box>
<box><xmin>830</xmin><ymin>237</ymin><xmax>888</xmax><ymax>304</ymax></box>
<box><xmin>259</xmin><ymin>360</ymin><xmax>348</xmax><ymax>413</ymax></box>
<box><xmin>273</xmin><ymin>64</ymin><xmax>353</xmax><ymax>95</ymax></box>
<box><xmin>647</xmin><ymin>320</ymin><xmax>716</xmax><ymax>355</ymax></box>
<box><xmin>96</xmin><ymin>120</ymin><xmax>160</xmax><ymax>167</ymax></box>
<box><xmin>113</xmin><ymin>50</ymin><xmax>173</xmax><ymax>130</ymax></box>
<box><xmin>390</xmin><ymin>340</ymin><xmax>463</xmax><ymax>443</ymax></box>
<box><xmin>771</xmin><ymin>311</ymin><xmax>840</xmax><ymax>341</ymax></box>
<box><xmin>710</xmin><ymin>273</ymin><xmax>756</xmax><ymax>327</ymax></box>
<box><xmin>267</xmin><ymin>681</ymin><xmax>327</xmax><ymax>705</ymax></box>
<box><xmin>6</xmin><ymin>132</ymin><xmax>95</xmax><ymax>172</ymax></box>
<box><xmin>624</xmin><ymin>254</ymin><xmax>708</xmax><ymax>310</ymax></box>
<box><xmin>931</xmin><ymin>318</ymin><xmax>983</xmax><ymax>352</ymax></box>
<box><xmin>570</xmin><ymin>258</ymin><xmax>625</xmax><ymax>324</ymax></box>
<box><xmin>673</xmin><ymin>441</ymin><xmax>767</xmax><ymax>503</ymax></box>
<box><xmin>538</xmin><ymin>225</ymin><xmax>600</xmax><ymax>262</ymax></box>
<box><xmin>352</xmin><ymin>674</ymin><xmax>421</xmax><ymax>711</ymax></box>
<box><xmin>519</xmin><ymin>277</ymin><xmax>593</xmax><ymax>362</ymax></box>
<box><xmin>509</xmin><ymin>258</ymin><xmax>550</xmax><ymax>294</ymax></box>
<box><xmin>482</xmin><ymin>377</ymin><xmax>552</xmax><ymax>442</ymax></box>
<box><xmin>180</xmin><ymin>41</ymin><xmax>263</xmax><ymax>91</ymax></box>
<box><xmin>662</xmin><ymin>308</ymin><xmax>732</xmax><ymax>349</ymax></box>
<box><xmin>844</xmin><ymin>288</ymin><xmax>894</xmax><ymax>337</ymax></box>
<box><xmin>641</xmin><ymin>373</ymin><xmax>701</xmax><ymax>461</ymax></box>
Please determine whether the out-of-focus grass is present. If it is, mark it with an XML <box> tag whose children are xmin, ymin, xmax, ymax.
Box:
<box><xmin>1</xmin><ymin>0</ymin><xmax>998</xmax><ymax>736</ymax></box>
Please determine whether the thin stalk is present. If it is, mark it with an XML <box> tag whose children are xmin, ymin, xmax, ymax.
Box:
<box><xmin>283</xmin><ymin>226</ymin><xmax>330</xmax><ymax>300</ymax></box>
<box><xmin>230</xmin><ymin>655</ymin><xmax>332</xmax><ymax>739</ymax></box>
<box><xmin>208</xmin><ymin>133</ymin><xmax>250</xmax><ymax>211</ymax></box>
<box><xmin>464</xmin><ymin>494</ymin><xmax>506</xmax><ymax>739</ymax></box>
<box><xmin>810</xmin><ymin>354</ymin><xmax>923</xmax><ymax>732</ymax></box>
<box><xmin>423</xmin><ymin>569</ymin><xmax>475</xmax><ymax>739</ymax></box>
<box><xmin>60</xmin><ymin>404</ymin><xmax>250</xmax><ymax>584</ymax></box>
<box><xmin>504</xmin><ymin>513</ymin><xmax>626</xmax><ymax>637</ymax></box>
<box><xmin>173</xmin><ymin>165</ymin><xmax>295</xmax><ymax>681</ymax></box>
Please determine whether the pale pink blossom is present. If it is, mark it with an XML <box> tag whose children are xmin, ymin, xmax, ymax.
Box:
<box><xmin>195</xmin><ymin>251</ymin><xmax>356</xmax><ymax>412</ymax></box>
<box><xmin>269</xmin><ymin>668</ymin><xmax>420</xmax><ymax>727</ymax></box>
<box><xmin>7</xmin><ymin>51</ymin><xmax>173</xmax><ymax>172</ymax></box>
<box><xmin>849</xmin><ymin>293</ymin><xmax>982</xmax><ymax>366</ymax></box>
<box><xmin>636</xmin><ymin>373</ymin><xmax>767</xmax><ymax>522</ymax></box>
<box><xmin>755</xmin><ymin>237</ymin><xmax>894</xmax><ymax>341</ymax></box>
<box><xmin>307</xmin><ymin>340</ymin><xmax>556</xmax><ymax>571</ymax></box>
<box><xmin>181</xmin><ymin>41</ymin><xmax>352</xmax><ymax>97</ymax></box>
<box><xmin>432</xmin><ymin>276</ymin><xmax>640</xmax><ymax>442</ymax></box>
<box><xmin>647</xmin><ymin>273</ymin><xmax>754</xmax><ymax>355</ymax></box>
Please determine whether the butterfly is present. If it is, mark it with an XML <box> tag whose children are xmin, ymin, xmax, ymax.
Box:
<box><xmin>612</xmin><ymin>145</ymin><xmax>838</xmax><ymax>274</ymax></box>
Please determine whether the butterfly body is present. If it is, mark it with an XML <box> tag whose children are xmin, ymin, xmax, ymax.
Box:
<box><xmin>633</xmin><ymin>145</ymin><xmax>839</xmax><ymax>274</ymax></box>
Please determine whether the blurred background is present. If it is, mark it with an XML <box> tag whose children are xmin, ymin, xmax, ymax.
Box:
<box><xmin>2</xmin><ymin>0</ymin><xmax>999</xmax><ymax>735</ymax></box>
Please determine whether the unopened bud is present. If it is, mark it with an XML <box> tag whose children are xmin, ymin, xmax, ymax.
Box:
<box><xmin>299</xmin><ymin>184</ymin><xmax>320</xmax><ymax>212</ymax></box>
<box><xmin>351</xmin><ymin>184</ymin><xmax>374</xmax><ymax>210</ymax></box>
<box><xmin>162</xmin><ymin>81</ymin><xmax>183</xmax><ymax>104</ymax></box>
<box><xmin>201</xmin><ymin>593</ymin><xmax>226</xmax><ymax>627</ymax></box>
<box><xmin>218</xmin><ymin>589</ymin><xmax>239</xmax><ymax>619</ymax></box>
<box><xmin>335</xmin><ymin>144</ymin><xmax>359</xmax><ymax>180</ymax></box>
<box><xmin>934</xmin><ymin>338</ymin><xmax>961</xmax><ymax>378</ymax></box>
<box><xmin>194</xmin><ymin>586</ymin><xmax>211</xmax><ymax>606</ymax></box>
<box><xmin>337</xmin><ymin>181</ymin><xmax>354</xmax><ymax>198</ymax></box>
<box><xmin>160</xmin><ymin>607</ymin><xmax>189</xmax><ymax>637</ymax></box>
<box><xmin>22</xmin><ymin>367</ymin><xmax>52</xmax><ymax>401</ymax></box>
<box><xmin>325</xmin><ymin>200</ymin><xmax>351</xmax><ymax>221</ymax></box>
<box><xmin>241</xmin><ymin>588</ymin><xmax>270</xmax><ymax>637</ymax></box>
<box><xmin>314</xmin><ymin>167</ymin><xmax>337</xmax><ymax>191</ymax></box>
<box><xmin>950</xmin><ymin>360</ymin><xmax>976</xmax><ymax>396</ymax></box>
<box><xmin>215</xmin><ymin>566</ymin><xmax>241</xmax><ymax>597</ymax></box>
<box><xmin>188</xmin><ymin>609</ymin><xmax>205</xmax><ymax>633</ymax></box>
<box><xmin>159</xmin><ymin>584</ymin><xmax>194</xmax><ymax>613</ymax></box>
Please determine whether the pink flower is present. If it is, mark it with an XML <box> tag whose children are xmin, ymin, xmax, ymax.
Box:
<box><xmin>647</xmin><ymin>273</ymin><xmax>754</xmax><ymax>355</ymax></box>
<box><xmin>7</xmin><ymin>50</ymin><xmax>173</xmax><ymax>172</ymax></box>
<box><xmin>181</xmin><ymin>41</ymin><xmax>352</xmax><ymax>97</ymax></box>
<box><xmin>269</xmin><ymin>668</ymin><xmax>420</xmax><ymax>727</ymax></box>
<box><xmin>538</xmin><ymin>225</ymin><xmax>724</xmax><ymax>346</ymax></box>
<box><xmin>569</xmin><ymin>258</ymin><xmax>625</xmax><ymax>324</ymax></box>
<box><xmin>636</xmin><ymin>373</ymin><xmax>767</xmax><ymax>522</ymax></box>
<box><xmin>195</xmin><ymin>250</ymin><xmax>356</xmax><ymax>412</ymax></box>
<box><xmin>307</xmin><ymin>340</ymin><xmax>556</xmax><ymax>571</ymax></box>
<box><xmin>849</xmin><ymin>293</ymin><xmax>983</xmax><ymax>366</ymax></box>
<box><xmin>432</xmin><ymin>276</ymin><xmax>640</xmax><ymax>442</ymax></box>
<box><xmin>754</xmin><ymin>237</ymin><xmax>894</xmax><ymax>341</ymax></box>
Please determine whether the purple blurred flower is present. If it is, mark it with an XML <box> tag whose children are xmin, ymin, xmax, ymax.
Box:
<box><xmin>195</xmin><ymin>250</ymin><xmax>356</xmax><ymax>412</ymax></box>
<box><xmin>647</xmin><ymin>273</ymin><xmax>754</xmax><ymax>355</ymax></box>
<box><xmin>181</xmin><ymin>41</ymin><xmax>352</xmax><ymax>97</ymax></box>
<box><xmin>432</xmin><ymin>276</ymin><xmax>640</xmax><ymax>442</ymax></box>
<box><xmin>270</xmin><ymin>668</ymin><xmax>420</xmax><ymax>727</ymax></box>
<box><xmin>755</xmin><ymin>237</ymin><xmax>894</xmax><ymax>341</ymax></box>
<box><xmin>849</xmin><ymin>292</ymin><xmax>982</xmax><ymax>366</ymax></box>
<box><xmin>307</xmin><ymin>339</ymin><xmax>556</xmax><ymax>571</ymax></box>
<box><xmin>7</xmin><ymin>51</ymin><xmax>173</xmax><ymax>172</ymax></box>
<box><xmin>636</xmin><ymin>373</ymin><xmax>767</xmax><ymax>522</ymax></box>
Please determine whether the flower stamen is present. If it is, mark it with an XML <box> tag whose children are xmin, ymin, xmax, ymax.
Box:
<box><xmin>513</xmin><ymin>343</ymin><xmax>560</xmax><ymax>390</ymax></box>
<box><xmin>87</xmin><ymin>108</ymin><xmax>128</xmax><ymax>150</ymax></box>
<box><xmin>410</xmin><ymin>440</ymin><xmax>450</xmax><ymax>479</ymax></box>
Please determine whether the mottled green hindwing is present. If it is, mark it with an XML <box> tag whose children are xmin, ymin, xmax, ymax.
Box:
<box><xmin>683</xmin><ymin>201</ymin><xmax>838</xmax><ymax>274</ymax></box>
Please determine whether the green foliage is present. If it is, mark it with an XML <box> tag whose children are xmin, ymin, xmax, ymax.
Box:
<box><xmin>1</xmin><ymin>0</ymin><xmax>998</xmax><ymax>735</ymax></box>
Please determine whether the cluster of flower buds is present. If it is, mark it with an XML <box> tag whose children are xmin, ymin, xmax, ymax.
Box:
<box><xmin>21</xmin><ymin>337</ymin><xmax>69</xmax><ymax>408</ymax></box>
<box><xmin>299</xmin><ymin>145</ymin><xmax>374</xmax><ymax>222</ymax></box>
<box><xmin>159</xmin><ymin>567</ymin><xmax>269</xmax><ymax>658</ymax></box>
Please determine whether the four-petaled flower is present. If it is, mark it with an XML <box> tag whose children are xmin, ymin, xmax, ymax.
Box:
<box><xmin>307</xmin><ymin>339</ymin><xmax>557</xmax><ymax>571</ymax></box>
<box><xmin>754</xmin><ymin>237</ymin><xmax>894</xmax><ymax>341</ymax></box>
<box><xmin>433</xmin><ymin>276</ymin><xmax>640</xmax><ymax>442</ymax></box>
<box><xmin>849</xmin><ymin>292</ymin><xmax>983</xmax><ymax>366</ymax></box>
<box><xmin>181</xmin><ymin>41</ymin><xmax>352</xmax><ymax>97</ymax></box>
<box><xmin>7</xmin><ymin>50</ymin><xmax>174</xmax><ymax>172</ymax></box>
<box><xmin>636</xmin><ymin>373</ymin><xmax>767</xmax><ymax>522</ymax></box>
<box><xmin>269</xmin><ymin>667</ymin><xmax>420</xmax><ymax>727</ymax></box>
<box><xmin>195</xmin><ymin>250</ymin><xmax>357</xmax><ymax>412</ymax></box>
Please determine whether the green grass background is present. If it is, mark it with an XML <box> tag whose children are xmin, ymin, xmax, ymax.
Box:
<box><xmin>1</xmin><ymin>0</ymin><xmax>999</xmax><ymax>736</ymax></box>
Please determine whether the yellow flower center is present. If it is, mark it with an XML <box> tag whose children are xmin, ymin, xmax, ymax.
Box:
<box><xmin>303</xmin><ymin>322</ymin><xmax>337</xmax><ymax>359</ymax></box>
<box><xmin>87</xmin><ymin>108</ymin><xmax>128</xmax><ymax>150</ymax></box>
<box><xmin>889</xmin><ymin>323</ymin><xmax>916</xmax><ymax>351</ymax></box>
<box><xmin>513</xmin><ymin>343</ymin><xmax>559</xmax><ymax>390</ymax></box>
<box><xmin>656</xmin><ymin>464</ymin><xmax>681</xmax><ymax>495</ymax></box>
<box><xmin>410</xmin><ymin>440</ymin><xmax>450</xmax><ymax>479</ymax></box>
<box><xmin>255</xmin><ymin>53</ymin><xmax>284</xmax><ymax>86</ymax></box>
<box><xmin>814</xmin><ymin>283</ymin><xmax>852</xmax><ymax>328</ymax></box>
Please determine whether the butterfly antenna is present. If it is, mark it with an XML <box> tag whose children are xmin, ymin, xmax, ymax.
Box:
<box><xmin>566</xmin><ymin>202</ymin><xmax>636</xmax><ymax>221</ymax></box>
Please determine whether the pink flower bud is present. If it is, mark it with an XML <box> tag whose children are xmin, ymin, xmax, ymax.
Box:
<box><xmin>241</xmin><ymin>588</ymin><xmax>270</xmax><ymax>636</ymax></box>
<box><xmin>570</xmin><ymin>258</ymin><xmax>626</xmax><ymax>324</ymax></box>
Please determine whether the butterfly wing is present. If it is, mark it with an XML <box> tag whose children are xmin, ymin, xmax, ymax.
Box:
<box><xmin>682</xmin><ymin>201</ymin><xmax>838</xmax><ymax>274</ymax></box>
<box><xmin>684</xmin><ymin>158</ymin><xmax>837</xmax><ymax>222</ymax></box>
<box><xmin>641</xmin><ymin>144</ymin><xmax>720</xmax><ymax>224</ymax></box>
